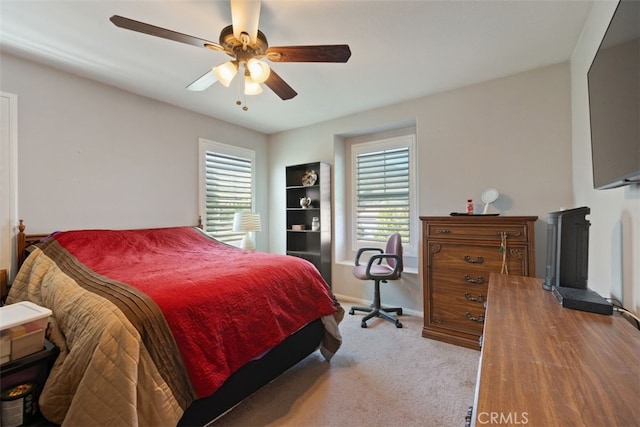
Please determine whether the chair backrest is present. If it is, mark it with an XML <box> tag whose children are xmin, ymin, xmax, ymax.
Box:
<box><xmin>385</xmin><ymin>233</ymin><xmax>403</xmax><ymax>274</ymax></box>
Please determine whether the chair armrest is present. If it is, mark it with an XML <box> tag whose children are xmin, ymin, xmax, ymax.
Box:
<box><xmin>365</xmin><ymin>253</ymin><xmax>402</xmax><ymax>279</ymax></box>
<box><xmin>355</xmin><ymin>247</ymin><xmax>384</xmax><ymax>266</ymax></box>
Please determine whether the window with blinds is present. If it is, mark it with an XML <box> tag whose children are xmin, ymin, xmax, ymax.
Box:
<box><xmin>351</xmin><ymin>135</ymin><xmax>416</xmax><ymax>250</ymax></box>
<box><xmin>199</xmin><ymin>139</ymin><xmax>255</xmax><ymax>243</ymax></box>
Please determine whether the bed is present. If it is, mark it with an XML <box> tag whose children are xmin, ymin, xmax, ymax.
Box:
<box><xmin>8</xmin><ymin>221</ymin><xmax>343</xmax><ymax>426</ymax></box>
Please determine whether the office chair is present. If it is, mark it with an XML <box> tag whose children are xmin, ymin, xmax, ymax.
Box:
<box><xmin>349</xmin><ymin>233</ymin><xmax>403</xmax><ymax>328</ymax></box>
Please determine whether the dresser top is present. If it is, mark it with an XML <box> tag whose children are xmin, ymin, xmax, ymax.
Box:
<box><xmin>420</xmin><ymin>215</ymin><xmax>537</xmax><ymax>223</ymax></box>
<box><xmin>474</xmin><ymin>273</ymin><xmax>640</xmax><ymax>426</ymax></box>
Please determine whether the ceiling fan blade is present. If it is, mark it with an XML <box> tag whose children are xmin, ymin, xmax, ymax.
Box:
<box><xmin>186</xmin><ymin>70</ymin><xmax>218</xmax><ymax>92</ymax></box>
<box><xmin>265</xmin><ymin>45</ymin><xmax>351</xmax><ymax>63</ymax></box>
<box><xmin>264</xmin><ymin>69</ymin><xmax>297</xmax><ymax>100</ymax></box>
<box><xmin>110</xmin><ymin>15</ymin><xmax>224</xmax><ymax>51</ymax></box>
<box><xmin>230</xmin><ymin>0</ymin><xmax>261</xmax><ymax>44</ymax></box>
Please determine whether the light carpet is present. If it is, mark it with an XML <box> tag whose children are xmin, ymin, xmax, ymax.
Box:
<box><xmin>213</xmin><ymin>304</ymin><xmax>479</xmax><ymax>427</ymax></box>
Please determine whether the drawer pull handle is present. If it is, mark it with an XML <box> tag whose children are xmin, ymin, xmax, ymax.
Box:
<box><xmin>464</xmin><ymin>274</ymin><xmax>485</xmax><ymax>284</ymax></box>
<box><xmin>437</xmin><ymin>229</ymin><xmax>450</xmax><ymax>234</ymax></box>
<box><xmin>465</xmin><ymin>312</ymin><xmax>485</xmax><ymax>323</ymax></box>
<box><xmin>463</xmin><ymin>255</ymin><xmax>484</xmax><ymax>264</ymax></box>
<box><xmin>464</xmin><ymin>292</ymin><xmax>485</xmax><ymax>302</ymax></box>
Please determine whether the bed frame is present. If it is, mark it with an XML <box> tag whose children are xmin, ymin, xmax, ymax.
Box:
<box><xmin>16</xmin><ymin>220</ymin><xmax>49</xmax><ymax>268</ymax></box>
<box><xmin>15</xmin><ymin>220</ymin><xmax>325</xmax><ymax>426</ymax></box>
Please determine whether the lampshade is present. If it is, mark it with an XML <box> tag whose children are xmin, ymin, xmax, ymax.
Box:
<box><xmin>232</xmin><ymin>212</ymin><xmax>262</xmax><ymax>232</ymax></box>
<box><xmin>212</xmin><ymin>61</ymin><xmax>238</xmax><ymax>87</ymax></box>
<box><xmin>244</xmin><ymin>77</ymin><xmax>263</xmax><ymax>95</ymax></box>
<box><xmin>246</xmin><ymin>58</ymin><xmax>271</xmax><ymax>83</ymax></box>
<box><xmin>233</xmin><ymin>212</ymin><xmax>261</xmax><ymax>251</ymax></box>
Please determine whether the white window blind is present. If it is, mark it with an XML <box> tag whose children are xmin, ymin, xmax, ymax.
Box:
<box><xmin>354</xmin><ymin>144</ymin><xmax>411</xmax><ymax>245</ymax></box>
<box><xmin>199</xmin><ymin>140</ymin><xmax>255</xmax><ymax>242</ymax></box>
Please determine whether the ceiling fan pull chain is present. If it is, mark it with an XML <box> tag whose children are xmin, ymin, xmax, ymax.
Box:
<box><xmin>241</xmin><ymin>89</ymin><xmax>249</xmax><ymax>111</ymax></box>
<box><xmin>236</xmin><ymin>69</ymin><xmax>243</xmax><ymax>107</ymax></box>
<box><xmin>235</xmin><ymin>63</ymin><xmax>248</xmax><ymax>111</ymax></box>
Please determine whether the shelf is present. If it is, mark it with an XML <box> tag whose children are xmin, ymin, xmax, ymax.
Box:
<box><xmin>0</xmin><ymin>340</ymin><xmax>58</xmax><ymax>376</ymax></box>
<box><xmin>286</xmin><ymin>184</ymin><xmax>319</xmax><ymax>190</ymax></box>
<box><xmin>287</xmin><ymin>251</ymin><xmax>321</xmax><ymax>257</ymax></box>
<box><xmin>285</xmin><ymin>162</ymin><xmax>331</xmax><ymax>286</ymax></box>
<box><xmin>1</xmin><ymin>339</ymin><xmax>58</xmax><ymax>426</ymax></box>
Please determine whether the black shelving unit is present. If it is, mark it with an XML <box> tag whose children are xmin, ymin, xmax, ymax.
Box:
<box><xmin>0</xmin><ymin>340</ymin><xmax>59</xmax><ymax>426</ymax></box>
<box><xmin>285</xmin><ymin>162</ymin><xmax>331</xmax><ymax>286</ymax></box>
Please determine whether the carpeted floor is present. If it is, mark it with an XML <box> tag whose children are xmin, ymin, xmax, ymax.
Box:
<box><xmin>213</xmin><ymin>303</ymin><xmax>479</xmax><ymax>427</ymax></box>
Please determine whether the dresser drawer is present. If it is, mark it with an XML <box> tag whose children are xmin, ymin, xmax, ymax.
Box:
<box><xmin>429</xmin><ymin>272</ymin><xmax>487</xmax><ymax>334</ymax></box>
<box><xmin>428</xmin><ymin>242</ymin><xmax>527</xmax><ymax>275</ymax></box>
<box><xmin>430</xmin><ymin>287</ymin><xmax>486</xmax><ymax>334</ymax></box>
<box><xmin>425</xmin><ymin>222</ymin><xmax>530</xmax><ymax>243</ymax></box>
<box><xmin>431</xmin><ymin>270</ymin><xmax>489</xmax><ymax>294</ymax></box>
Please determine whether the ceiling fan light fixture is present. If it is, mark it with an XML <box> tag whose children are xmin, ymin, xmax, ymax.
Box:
<box><xmin>247</xmin><ymin>58</ymin><xmax>270</xmax><ymax>83</ymax></box>
<box><xmin>244</xmin><ymin>76</ymin><xmax>263</xmax><ymax>95</ymax></box>
<box><xmin>109</xmin><ymin>2</ymin><xmax>350</xmax><ymax>103</ymax></box>
<box><xmin>212</xmin><ymin>61</ymin><xmax>238</xmax><ymax>87</ymax></box>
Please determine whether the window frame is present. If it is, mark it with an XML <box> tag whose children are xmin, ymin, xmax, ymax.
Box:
<box><xmin>350</xmin><ymin>134</ymin><xmax>418</xmax><ymax>256</ymax></box>
<box><xmin>198</xmin><ymin>138</ymin><xmax>256</xmax><ymax>244</ymax></box>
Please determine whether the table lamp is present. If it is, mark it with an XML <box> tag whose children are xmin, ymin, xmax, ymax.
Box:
<box><xmin>232</xmin><ymin>212</ymin><xmax>261</xmax><ymax>250</ymax></box>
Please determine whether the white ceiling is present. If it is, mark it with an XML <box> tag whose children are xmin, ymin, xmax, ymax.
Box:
<box><xmin>0</xmin><ymin>0</ymin><xmax>594</xmax><ymax>134</ymax></box>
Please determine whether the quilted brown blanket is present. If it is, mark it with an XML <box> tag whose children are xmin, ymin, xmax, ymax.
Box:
<box><xmin>7</xmin><ymin>227</ymin><xmax>343</xmax><ymax>426</ymax></box>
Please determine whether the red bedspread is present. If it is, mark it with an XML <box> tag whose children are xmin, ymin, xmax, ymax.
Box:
<box><xmin>51</xmin><ymin>227</ymin><xmax>338</xmax><ymax>397</ymax></box>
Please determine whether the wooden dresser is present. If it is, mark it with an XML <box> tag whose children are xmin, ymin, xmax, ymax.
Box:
<box><xmin>472</xmin><ymin>273</ymin><xmax>640</xmax><ymax>426</ymax></box>
<box><xmin>420</xmin><ymin>216</ymin><xmax>537</xmax><ymax>350</ymax></box>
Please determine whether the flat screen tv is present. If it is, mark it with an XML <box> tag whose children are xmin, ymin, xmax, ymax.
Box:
<box><xmin>587</xmin><ymin>0</ymin><xmax>640</xmax><ymax>190</ymax></box>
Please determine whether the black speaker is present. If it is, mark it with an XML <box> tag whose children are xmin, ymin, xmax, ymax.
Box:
<box><xmin>543</xmin><ymin>206</ymin><xmax>590</xmax><ymax>291</ymax></box>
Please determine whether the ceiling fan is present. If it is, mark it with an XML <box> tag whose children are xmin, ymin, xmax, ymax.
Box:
<box><xmin>110</xmin><ymin>0</ymin><xmax>351</xmax><ymax>107</ymax></box>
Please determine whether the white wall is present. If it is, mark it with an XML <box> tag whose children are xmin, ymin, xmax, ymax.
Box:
<box><xmin>269</xmin><ymin>63</ymin><xmax>575</xmax><ymax>312</ymax></box>
<box><xmin>0</xmin><ymin>53</ymin><xmax>270</xmax><ymax>248</ymax></box>
<box><xmin>571</xmin><ymin>1</ymin><xmax>640</xmax><ymax>314</ymax></box>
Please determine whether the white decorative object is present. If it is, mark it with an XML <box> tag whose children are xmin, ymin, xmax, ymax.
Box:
<box><xmin>300</xmin><ymin>197</ymin><xmax>311</xmax><ymax>208</ymax></box>
<box><xmin>301</xmin><ymin>169</ymin><xmax>317</xmax><ymax>186</ymax></box>
<box><xmin>232</xmin><ymin>212</ymin><xmax>261</xmax><ymax>250</ymax></box>
<box><xmin>481</xmin><ymin>189</ymin><xmax>499</xmax><ymax>214</ymax></box>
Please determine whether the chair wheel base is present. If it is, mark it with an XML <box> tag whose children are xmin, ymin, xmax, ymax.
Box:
<box><xmin>349</xmin><ymin>305</ymin><xmax>403</xmax><ymax>329</ymax></box>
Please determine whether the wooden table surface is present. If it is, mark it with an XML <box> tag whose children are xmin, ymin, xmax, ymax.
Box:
<box><xmin>473</xmin><ymin>273</ymin><xmax>640</xmax><ymax>426</ymax></box>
